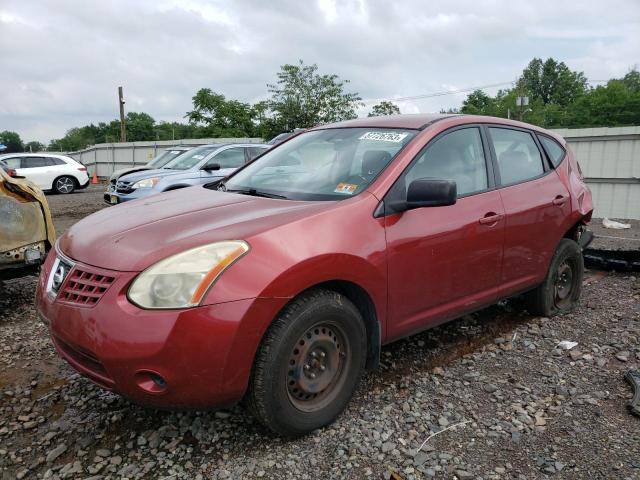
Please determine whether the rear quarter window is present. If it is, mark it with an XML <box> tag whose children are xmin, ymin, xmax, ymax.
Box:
<box><xmin>538</xmin><ymin>135</ymin><xmax>566</xmax><ymax>167</ymax></box>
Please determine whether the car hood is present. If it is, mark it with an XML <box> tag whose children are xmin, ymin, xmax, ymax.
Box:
<box><xmin>58</xmin><ymin>185</ymin><xmax>333</xmax><ymax>271</ymax></box>
<box><xmin>110</xmin><ymin>166</ymin><xmax>151</xmax><ymax>181</ymax></box>
<box><xmin>118</xmin><ymin>168</ymin><xmax>185</xmax><ymax>183</ymax></box>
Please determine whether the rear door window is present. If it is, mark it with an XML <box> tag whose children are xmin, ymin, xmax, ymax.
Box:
<box><xmin>211</xmin><ymin>148</ymin><xmax>246</xmax><ymax>168</ymax></box>
<box><xmin>247</xmin><ymin>147</ymin><xmax>268</xmax><ymax>161</ymax></box>
<box><xmin>21</xmin><ymin>157</ymin><xmax>48</xmax><ymax>168</ymax></box>
<box><xmin>489</xmin><ymin>128</ymin><xmax>544</xmax><ymax>185</ymax></box>
<box><xmin>537</xmin><ymin>135</ymin><xmax>566</xmax><ymax>167</ymax></box>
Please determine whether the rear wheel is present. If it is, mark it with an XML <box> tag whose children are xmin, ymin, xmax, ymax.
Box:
<box><xmin>524</xmin><ymin>239</ymin><xmax>583</xmax><ymax>316</ymax></box>
<box><xmin>247</xmin><ymin>289</ymin><xmax>366</xmax><ymax>437</ymax></box>
<box><xmin>53</xmin><ymin>176</ymin><xmax>76</xmax><ymax>194</ymax></box>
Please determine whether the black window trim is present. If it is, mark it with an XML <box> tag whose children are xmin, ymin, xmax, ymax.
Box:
<box><xmin>377</xmin><ymin>124</ymin><xmax>496</xmax><ymax>217</ymax></box>
<box><xmin>536</xmin><ymin>133</ymin><xmax>567</xmax><ymax>169</ymax></box>
<box><xmin>483</xmin><ymin>124</ymin><xmax>554</xmax><ymax>189</ymax></box>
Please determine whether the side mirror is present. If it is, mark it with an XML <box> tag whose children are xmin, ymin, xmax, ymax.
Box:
<box><xmin>390</xmin><ymin>178</ymin><xmax>457</xmax><ymax>212</ymax></box>
<box><xmin>202</xmin><ymin>163</ymin><xmax>221</xmax><ymax>172</ymax></box>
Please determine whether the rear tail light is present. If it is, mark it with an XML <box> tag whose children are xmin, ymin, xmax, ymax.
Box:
<box><xmin>7</xmin><ymin>169</ymin><xmax>17</xmax><ymax>177</ymax></box>
<box><xmin>78</xmin><ymin>167</ymin><xmax>87</xmax><ymax>172</ymax></box>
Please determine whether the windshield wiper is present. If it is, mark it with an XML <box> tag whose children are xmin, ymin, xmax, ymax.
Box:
<box><xmin>225</xmin><ymin>188</ymin><xmax>288</xmax><ymax>199</ymax></box>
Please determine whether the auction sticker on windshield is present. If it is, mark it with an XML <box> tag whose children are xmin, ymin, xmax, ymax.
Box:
<box><xmin>359</xmin><ymin>132</ymin><xmax>408</xmax><ymax>143</ymax></box>
<box><xmin>334</xmin><ymin>183</ymin><xmax>358</xmax><ymax>194</ymax></box>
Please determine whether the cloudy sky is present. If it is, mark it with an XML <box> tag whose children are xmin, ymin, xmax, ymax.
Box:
<box><xmin>1</xmin><ymin>0</ymin><xmax>638</xmax><ymax>143</ymax></box>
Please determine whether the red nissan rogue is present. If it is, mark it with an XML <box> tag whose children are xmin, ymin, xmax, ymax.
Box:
<box><xmin>36</xmin><ymin>114</ymin><xmax>593</xmax><ymax>436</ymax></box>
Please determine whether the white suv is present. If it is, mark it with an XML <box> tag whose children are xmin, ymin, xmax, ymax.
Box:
<box><xmin>0</xmin><ymin>153</ymin><xmax>90</xmax><ymax>194</ymax></box>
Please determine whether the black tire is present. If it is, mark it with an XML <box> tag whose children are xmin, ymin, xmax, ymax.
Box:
<box><xmin>247</xmin><ymin>289</ymin><xmax>367</xmax><ymax>437</ymax></box>
<box><xmin>524</xmin><ymin>239</ymin><xmax>583</xmax><ymax>316</ymax></box>
<box><xmin>53</xmin><ymin>176</ymin><xmax>76</xmax><ymax>194</ymax></box>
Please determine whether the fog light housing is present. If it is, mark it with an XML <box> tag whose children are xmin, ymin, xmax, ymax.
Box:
<box><xmin>135</xmin><ymin>371</ymin><xmax>168</xmax><ymax>394</ymax></box>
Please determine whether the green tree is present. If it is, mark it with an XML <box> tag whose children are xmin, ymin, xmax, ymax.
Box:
<box><xmin>24</xmin><ymin>141</ymin><xmax>45</xmax><ymax>152</ymax></box>
<box><xmin>368</xmin><ymin>101</ymin><xmax>400</xmax><ymax>117</ymax></box>
<box><xmin>566</xmin><ymin>77</ymin><xmax>640</xmax><ymax>127</ymax></box>
<box><xmin>121</xmin><ymin>112</ymin><xmax>156</xmax><ymax>141</ymax></box>
<box><xmin>621</xmin><ymin>69</ymin><xmax>640</xmax><ymax>92</ymax></box>
<box><xmin>461</xmin><ymin>90</ymin><xmax>496</xmax><ymax>115</ymax></box>
<box><xmin>0</xmin><ymin>131</ymin><xmax>24</xmax><ymax>153</ymax></box>
<box><xmin>517</xmin><ymin>58</ymin><xmax>587</xmax><ymax>106</ymax></box>
<box><xmin>265</xmin><ymin>60</ymin><xmax>362</xmax><ymax>136</ymax></box>
<box><xmin>186</xmin><ymin>89</ymin><xmax>256</xmax><ymax>137</ymax></box>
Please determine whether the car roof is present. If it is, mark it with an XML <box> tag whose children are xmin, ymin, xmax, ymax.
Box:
<box><xmin>313</xmin><ymin>114</ymin><xmax>561</xmax><ymax>139</ymax></box>
<box><xmin>316</xmin><ymin>114</ymin><xmax>456</xmax><ymax>130</ymax></box>
<box><xmin>0</xmin><ymin>152</ymin><xmax>74</xmax><ymax>160</ymax></box>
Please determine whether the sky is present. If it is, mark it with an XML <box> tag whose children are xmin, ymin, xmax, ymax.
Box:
<box><xmin>0</xmin><ymin>0</ymin><xmax>638</xmax><ymax>143</ymax></box>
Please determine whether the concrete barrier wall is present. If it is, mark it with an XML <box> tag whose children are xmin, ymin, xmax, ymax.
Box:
<box><xmin>552</xmin><ymin>126</ymin><xmax>640</xmax><ymax>220</ymax></box>
<box><xmin>66</xmin><ymin>138</ymin><xmax>264</xmax><ymax>178</ymax></box>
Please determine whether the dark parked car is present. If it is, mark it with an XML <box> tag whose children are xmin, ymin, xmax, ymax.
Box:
<box><xmin>37</xmin><ymin>114</ymin><xmax>592</xmax><ymax>436</ymax></box>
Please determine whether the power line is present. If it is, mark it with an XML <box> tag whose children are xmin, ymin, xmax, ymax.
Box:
<box><xmin>376</xmin><ymin>78</ymin><xmax>612</xmax><ymax>104</ymax></box>
<box><xmin>391</xmin><ymin>81</ymin><xmax>514</xmax><ymax>102</ymax></box>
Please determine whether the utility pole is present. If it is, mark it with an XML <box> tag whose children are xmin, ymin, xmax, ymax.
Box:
<box><xmin>118</xmin><ymin>86</ymin><xmax>126</xmax><ymax>142</ymax></box>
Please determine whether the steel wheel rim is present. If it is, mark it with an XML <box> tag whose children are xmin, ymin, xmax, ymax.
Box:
<box><xmin>554</xmin><ymin>260</ymin><xmax>574</xmax><ymax>307</ymax></box>
<box><xmin>56</xmin><ymin>177</ymin><xmax>74</xmax><ymax>193</ymax></box>
<box><xmin>286</xmin><ymin>322</ymin><xmax>349</xmax><ymax>412</ymax></box>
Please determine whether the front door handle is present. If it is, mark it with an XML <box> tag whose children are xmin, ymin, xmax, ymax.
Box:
<box><xmin>479</xmin><ymin>213</ymin><xmax>503</xmax><ymax>225</ymax></box>
<box><xmin>552</xmin><ymin>195</ymin><xmax>568</xmax><ymax>206</ymax></box>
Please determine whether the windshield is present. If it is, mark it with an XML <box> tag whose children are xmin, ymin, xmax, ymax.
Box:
<box><xmin>220</xmin><ymin>128</ymin><xmax>417</xmax><ymax>200</ymax></box>
<box><xmin>148</xmin><ymin>149</ymin><xmax>188</xmax><ymax>168</ymax></box>
<box><xmin>163</xmin><ymin>146</ymin><xmax>219</xmax><ymax>170</ymax></box>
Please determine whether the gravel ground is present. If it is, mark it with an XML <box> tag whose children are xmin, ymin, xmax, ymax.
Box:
<box><xmin>0</xmin><ymin>187</ymin><xmax>639</xmax><ymax>479</ymax></box>
<box><xmin>589</xmin><ymin>218</ymin><xmax>640</xmax><ymax>251</ymax></box>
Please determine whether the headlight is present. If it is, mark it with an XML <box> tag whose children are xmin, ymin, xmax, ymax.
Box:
<box><xmin>128</xmin><ymin>241</ymin><xmax>249</xmax><ymax>309</ymax></box>
<box><xmin>132</xmin><ymin>177</ymin><xmax>160</xmax><ymax>189</ymax></box>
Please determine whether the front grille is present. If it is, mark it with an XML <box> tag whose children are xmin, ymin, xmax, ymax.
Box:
<box><xmin>116</xmin><ymin>180</ymin><xmax>134</xmax><ymax>193</ymax></box>
<box><xmin>57</xmin><ymin>266</ymin><xmax>116</xmax><ymax>307</ymax></box>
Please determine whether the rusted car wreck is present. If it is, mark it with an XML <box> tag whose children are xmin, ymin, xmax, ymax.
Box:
<box><xmin>0</xmin><ymin>169</ymin><xmax>55</xmax><ymax>280</ymax></box>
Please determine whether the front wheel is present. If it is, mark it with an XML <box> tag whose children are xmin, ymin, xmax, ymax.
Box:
<box><xmin>524</xmin><ymin>238</ymin><xmax>584</xmax><ymax>316</ymax></box>
<box><xmin>53</xmin><ymin>176</ymin><xmax>76</xmax><ymax>194</ymax></box>
<box><xmin>247</xmin><ymin>289</ymin><xmax>367</xmax><ymax>437</ymax></box>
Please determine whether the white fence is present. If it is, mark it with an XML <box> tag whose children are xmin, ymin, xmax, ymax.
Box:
<box><xmin>553</xmin><ymin>126</ymin><xmax>640</xmax><ymax>220</ymax></box>
<box><xmin>65</xmin><ymin>138</ymin><xmax>264</xmax><ymax>178</ymax></box>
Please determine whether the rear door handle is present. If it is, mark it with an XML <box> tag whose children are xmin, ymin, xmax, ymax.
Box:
<box><xmin>479</xmin><ymin>213</ymin><xmax>503</xmax><ymax>225</ymax></box>
<box><xmin>552</xmin><ymin>195</ymin><xmax>568</xmax><ymax>206</ymax></box>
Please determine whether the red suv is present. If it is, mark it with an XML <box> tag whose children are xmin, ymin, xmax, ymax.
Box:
<box><xmin>36</xmin><ymin>114</ymin><xmax>593</xmax><ymax>436</ymax></box>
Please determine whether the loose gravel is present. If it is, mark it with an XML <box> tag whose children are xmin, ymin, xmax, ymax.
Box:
<box><xmin>0</xmin><ymin>186</ymin><xmax>639</xmax><ymax>479</ymax></box>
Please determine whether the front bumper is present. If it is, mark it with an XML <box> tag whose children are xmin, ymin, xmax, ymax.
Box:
<box><xmin>35</xmin><ymin>251</ymin><xmax>270</xmax><ymax>409</ymax></box>
<box><xmin>103</xmin><ymin>188</ymin><xmax>156</xmax><ymax>205</ymax></box>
